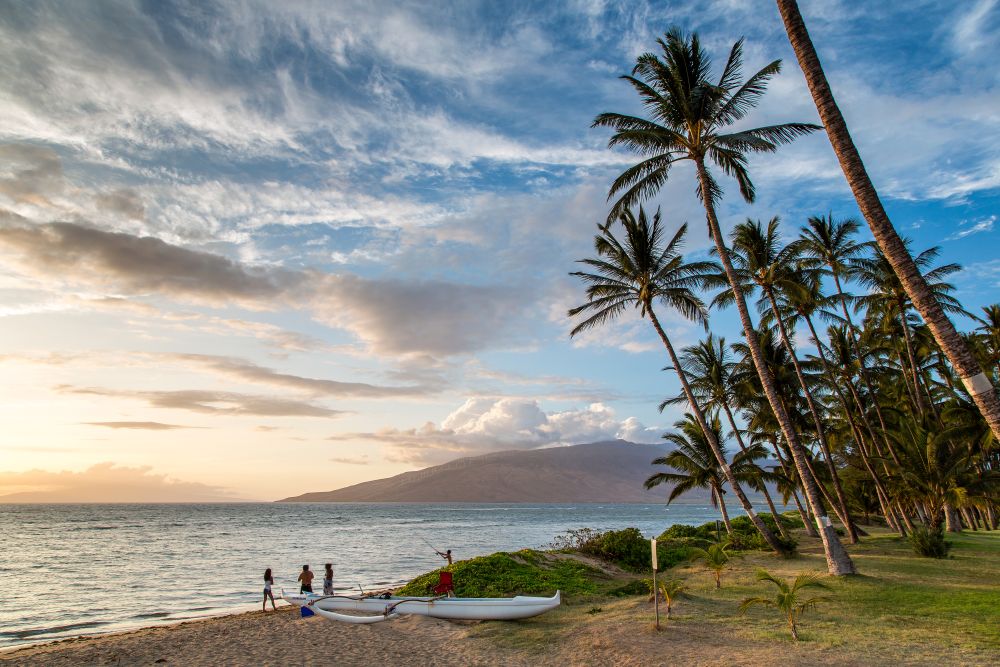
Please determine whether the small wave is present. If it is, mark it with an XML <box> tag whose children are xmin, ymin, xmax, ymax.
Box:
<box><xmin>133</xmin><ymin>611</ymin><xmax>171</xmax><ymax>619</ymax></box>
<box><xmin>0</xmin><ymin>620</ymin><xmax>108</xmax><ymax>639</ymax></box>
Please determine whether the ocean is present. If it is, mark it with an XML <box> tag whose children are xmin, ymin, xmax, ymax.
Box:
<box><xmin>0</xmin><ymin>502</ymin><xmax>735</xmax><ymax>649</ymax></box>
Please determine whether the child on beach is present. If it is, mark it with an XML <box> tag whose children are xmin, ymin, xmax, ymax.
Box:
<box><xmin>263</xmin><ymin>568</ymin><xmax>276</xmax><ymax>611</ymax></box>
<box><xmin>298</xmin><ymin>564</ymin><xmax>314</xmax><ymax>593</ymax></box>
<box><xmin>323</xmin><ymin>563</ymin><xmax>334</xmax><ymax>595</ymax></box>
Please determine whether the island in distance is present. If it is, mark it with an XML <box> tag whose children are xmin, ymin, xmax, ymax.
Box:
<box><xmin>278</xmin><ymin>440</ymin><xmax>712</xmax><ymax>503</ymax></box>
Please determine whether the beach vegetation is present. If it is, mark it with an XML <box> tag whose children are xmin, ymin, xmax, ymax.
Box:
<box><xmin>657</xmin><ymin>577</ymin><xmax>687</xmax><ymax>619</ymax></box>
<box><xmin>396</xmin><ymin>550</ymin><xmax>602</xmax><ymax>598</ymax></box>
<box><xmin>689</xmin><ymin>542</ymin><xmax>732</xmax><ymax>588</ymax></box>
<box><xmin>738</xmin><ymin>569</ymin><xmax>831</xmax><ymax>640</ymax></box>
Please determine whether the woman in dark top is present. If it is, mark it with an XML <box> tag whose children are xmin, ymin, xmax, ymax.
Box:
<box><xmin>262</xmin><ymin>568</ymin><xmax>276</xmax><ymax>611</ymax></box>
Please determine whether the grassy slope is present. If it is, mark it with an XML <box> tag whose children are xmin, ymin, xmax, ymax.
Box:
<box><xmin>424</xmin><ymin>529</ymin><xmax>999</xmax><ymax>665</ymax></box>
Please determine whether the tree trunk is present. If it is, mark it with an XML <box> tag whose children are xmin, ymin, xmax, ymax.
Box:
<box><xmin>831</xmin><ymin>272</ymin><xmax>901</xmax><ymax>466</ymax></box>
<box><xmin>645</xmin><ymin>306</ymin><xmax>784</xmax><ymax>552</ymax></box>
<box><xmin>767</xmin><ymin>295</ymin><xmax>859</xmax><ymax>542</ymax></box>
<box><xmin>897</xmin><ymin>297</ymin><xmax>928</xmax><ymax>415</ymax></box>
<box><xmin>944</xmin><ymin>503</ymin><xmax>960</xmax><ymax>533</ymax></box>
<box><xmin>695</xmin><ymin>158</ymin><xmax>855</xmax><ymax>575</ymax></box>
<box><xmin>721</xmin><ymin>400</ymin><xmax>790</xmax><ymax>539</ymax></box>
<box><xmin>789</xmin><ymin>619</ymin><xmax>799</xmax><ymax>641</ymax></box>
<box><xmin>775</xmin><ymin>0</ymin><xmax>1000</xmax><ymax>441</ymax></box>
<box><xmin>713</xmin><ymin>484</ymin><xmax>733</xmax><ymax>535</ymax></box>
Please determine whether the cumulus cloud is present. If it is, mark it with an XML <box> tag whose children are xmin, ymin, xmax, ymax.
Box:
<box><xmin>59</xmin><ymin>385</ymin><xmax>344</xmax><ymax>418</ymax></box>
<box><xmin>335</xmin><ymin>397</ymin><xmax>661</xmax><ymax>464</ymax></box>
<box><xmin>0</xmin><ymin>462</ymin><xmax>244</xmax><ymax>502</ymax></box>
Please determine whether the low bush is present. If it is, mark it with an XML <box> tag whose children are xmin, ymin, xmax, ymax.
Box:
<box><xmin>396</xmin><ymin>550</ymin><xmax>601</xmax><ymax>597</ymax></box>
<box><xmin>908</xmin><ymin>525</ymin><xmax>952</xmax><ymax>558</ymax></box>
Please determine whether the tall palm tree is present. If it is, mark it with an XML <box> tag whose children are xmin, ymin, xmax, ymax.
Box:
<box><xmin>568</xmin><ymin>207</ymin><xmax>784</xmax><ymax>551</ymax></box>
<box><xmin>663</xmin><ymin>335</ymin><xmax>790</xmax><ymax>537</ymax></box>
<box><xmin>717</xmin><ymin>217</ymin><xmax>859</xmax><ymax>542</ymax></box>
<box><xmin>645</xmin><ymin>414</ymin><xmax>734</xmax><ymax>533</ymax></box>
<box><xmin>853</xmin><ymin>242</ymin><xmax>969</xmax><ymax>415</ymax></box>
<box><xmin>594</xmin><ymin>28</ymin><xmax>855</xmax><ymax>574</ymax></box>
<box><xmin>774</xmin><ymin>0</ymin><xmax>1000</xmax><ymax>440</ymax></box>
<box><xmin>797</xmin><ymin>214</ymin><xmax>898</xmax><ymax>466</ymax></box>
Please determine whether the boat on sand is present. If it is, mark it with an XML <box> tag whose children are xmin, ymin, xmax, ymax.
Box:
<box><xmin>282</xmin><ymin>590</ymin><xmax>561</xmax><ymax>623</ymax></box>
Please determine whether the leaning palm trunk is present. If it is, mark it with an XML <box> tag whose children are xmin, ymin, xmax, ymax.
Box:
<box><xmin>804</xmin><ymin>315</ymin><xmax>898</xmax><ymax>534</ymax></box>
<box><xmin>765</xmin><ymin>291</ymin><xmax>859</xmax><ymax>542</ymax></box>
<box><xmin>646</xmin><ymin>306</ymin><xmax>785</xmax><ymax>552</ymax></box>
<box><xmin>775</xmin><ymin>0</ymin><xmax>1000</xmax><ymax>441</ymax></box>
<box><xmin>720</xmin><ymin>400</ymin><xmax>790</xmax><ymax>539</ymax></box>
<box><xmin>695</xmin><ymin>160</ymin><xmax>855</xmax><ymax>574</ymax></box>
<box><xmin>712</xmin><ymin>484</ymin><xmax>734</xmax><ymax>534</ymax></box>
<box><xmin>831</xmin><ymin>274</ymin><xmax>903</xmax><ymax>466</ymax></box>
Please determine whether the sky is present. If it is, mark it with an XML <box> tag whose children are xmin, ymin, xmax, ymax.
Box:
<box><xmin>1</xmin><ymin>0</ymin><xmax>998</xmax><ymax>502</ymax></box>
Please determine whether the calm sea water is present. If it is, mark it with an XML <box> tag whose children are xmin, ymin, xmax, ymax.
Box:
<box><xmin>0</xmin><ymin>502</ymin><xmax>735</xmax><ymax>648</ymax></box>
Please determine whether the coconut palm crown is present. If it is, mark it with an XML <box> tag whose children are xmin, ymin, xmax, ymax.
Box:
<box><xmin>593</xmin><ymin>27</ymin><xmax>820</xmax><ymax>222</ymax></box>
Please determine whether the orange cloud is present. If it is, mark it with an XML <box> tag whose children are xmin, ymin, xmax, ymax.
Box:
<box><xmin>0</xmin><ymin>462</ymin><xmax>247</xmax><ymax>502</ymax></box>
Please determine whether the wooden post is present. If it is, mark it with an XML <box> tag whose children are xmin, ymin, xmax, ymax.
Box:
<box><xmin>651</xmin><ymin>538</ymin><xmax>659</xmax><ymax>630</ymax></box>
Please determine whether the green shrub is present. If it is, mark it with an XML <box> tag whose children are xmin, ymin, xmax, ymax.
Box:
<box><xmin>658</xmin><ymin>523</ymin><xmax>714</xmax><ymax>540</ymax></box>
<box><xmin>908</xmin><ymin>526</ymin><xmax>952</xmax><ymax>558</ymax></box>
<box><xmin>578</xmin><ymin>527</ymin><xmax>650</xmax><ymax>571</ymax></box>
<box><xmin>396</xmin><ymin>550</ymin><xmax>600</xmax><ymax>597</ymax></box>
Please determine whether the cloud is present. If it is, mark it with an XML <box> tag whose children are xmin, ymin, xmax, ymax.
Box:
<box><xmin>172</xmin><ymin>353</ymin><xmax>434</xmax><ymax>397</ymax></box>
<box><xmin>59</xmin><ymin>385</ymin><xmax>344</xmax><ymax>418</ymax></box>
<box><xmin>0</xmin><ymin>143</ymin><xmax>64</xmax><ymax>206</ymax></box>
<box><xmin>0</xmin><ymin>462</ymin><xmax>244</xmax><ymax>502</ymax></box>
<box><xmin>330</xmin><ymin>455</ymin><xmax>369</xmax><ymax>465</ymax></box>
<box><xmin>945</xmin><ymin>215</ymin><xmax>996</xmax><ymax>241</ymax></box>
<box><xmin>313</xmin><ymin>274</ymin><xmax>531</xmax><ymax>357</ymax></box>
<box><xmin>0</xmin><ymin>217</ymin><xmax>298</xmax><ymax>306</ymax></box>
<box><xmin>83</xmin><ymin>421</ymin><xmax>196</xmax><ymax>430</ymax></box>
<box><xmin>335</xmin><ymin>397</ymin><xmax>661</xmax><ymax>464</ymax></box>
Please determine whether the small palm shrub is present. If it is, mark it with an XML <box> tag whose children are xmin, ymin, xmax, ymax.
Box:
<box><xmin>657</xmin><ymin>578</ymin><xmax>687</xmax><ymax>619</ymax></box>
<box><xmin>689</xmin><ymin>543</ymin><xmax>731</xmax><ymax>588</ymax></box>
<box><xmin>738</xmin><ymin>569</ymin><xmax>831</xmax><ymax>641</ymax></box>
<box><xmin>908</xmin><ymin>525</ymin><xmax>952</xmax><ymax>558</ymax></box>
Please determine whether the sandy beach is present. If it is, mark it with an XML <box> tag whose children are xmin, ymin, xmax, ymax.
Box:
<box><xmin>4</xmin><ymin>591</ymin><xmax>993</xmax><ymax>667</ymax></box>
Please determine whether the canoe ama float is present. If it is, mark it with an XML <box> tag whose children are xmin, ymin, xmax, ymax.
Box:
<box><xmin>282</xmin><ymin>591</ymin><xmax>561</xmax><ymax>622</ymax></box>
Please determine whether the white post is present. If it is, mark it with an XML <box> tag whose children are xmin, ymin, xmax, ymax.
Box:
<box><xmin>651</xmin><ymin>538</ymin><xmax>659</xmax><ymax>630</ymax></box>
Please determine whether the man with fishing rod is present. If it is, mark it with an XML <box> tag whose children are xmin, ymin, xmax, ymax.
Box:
<box><xmin>421</xmin><ymin>537</ymin><xmax>453</xmax><ymax>565</ymax></box>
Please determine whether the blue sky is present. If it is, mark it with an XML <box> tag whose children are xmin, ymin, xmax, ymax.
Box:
<box><xmin>0</xmin><ymin>0</ymin><xmax>998</xmax><ymax>500</ymax></box>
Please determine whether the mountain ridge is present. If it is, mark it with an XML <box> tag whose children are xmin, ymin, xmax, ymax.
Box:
<box><xmin>278</xmin><ymin>440</ymin><xmax>702</xmax><ymax>503</ymax></box>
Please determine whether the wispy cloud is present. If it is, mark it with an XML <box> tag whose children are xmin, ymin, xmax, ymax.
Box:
<box><xmin>83</xmin><ymin>421</ymin><xmax>196</xmax><ymax>430</ymax></box>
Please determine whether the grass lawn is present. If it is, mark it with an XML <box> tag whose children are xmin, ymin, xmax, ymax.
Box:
<box><xmin>453</xmin><ymin>528</ymin><xmax>1000</xmax><ymax>665</ymax></box>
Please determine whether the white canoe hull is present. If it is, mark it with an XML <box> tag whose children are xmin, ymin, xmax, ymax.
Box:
<box><xmin>283</xmin><ymin>591</ymin><xmax>561</xmax><ymax>621</ymax></box>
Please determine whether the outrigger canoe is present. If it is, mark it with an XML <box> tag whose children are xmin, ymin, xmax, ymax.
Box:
<box><xmin>282</xmin><ymin>590</ymin><xmax>561</xmax><ymax>623</ymax></box>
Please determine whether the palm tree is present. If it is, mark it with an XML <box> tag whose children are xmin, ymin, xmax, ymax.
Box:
<box><xmin>738</xmin><ymin>569</ymin><xmax>831</xmax><ymax>640</ymax></box>
<box><xmin>973</xmin><ymin>305</ymin><xmax>1000</xmax><ymax>381</ymax></box>
<box><xmin>569</xmin><ymin>207</ymin><xmax>783</xmax><ymax>551</ymax></box>
<box><xmin>645</xmin><ymin>414</ymin><xmax>735</xmax><ymax>533</ymax></box>
<box><xmin>658</xmin><ymin>578</ymin><xmax>687</xmax><ymax>619</ymax></box>
<box><xmin>774</xmin><ymin>0</ymin><xmax>1000</xmax><ymax>441</ymax></box>
<box><xmin>718</xmin><ymin>217</ymin><xmax>859</xmax><ymax>542</ymax></box>
<box><xmin>854</xmin><ymin>242</ymin><xmax>969</xmax><ymax>415</ymax></box>
<box><xmin>663</xmin><ymin>335</ymin><xmax>790</xmax><ymax>537</ymax></box>
<box><xmin>594</xmin><ymin>28</ymin><xmax>855</xmax><ymax>574</ymax></box>
<box><xmin>797</xmin><ymin>214</ymin><xmax>900</xmax><ymax>475</ymax></box>
<box><xmin>689</xmin><ymin>542</ymin><xmax>731</xmax><ymax>589</ymax></box>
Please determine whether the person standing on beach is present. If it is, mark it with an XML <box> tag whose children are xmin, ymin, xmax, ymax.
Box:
<box><xmin>298</xmin><ymin>564</ymin><xmax>314</xmax><ymax>594</ymax></box>
<box><xmin>263</xmin><ymin>568</ymin><xmax>276</xmax><ymax>611</ymax></box>
<box><xmin>322</xmin><ymin>563</ymin><xmax>334</xmax><ymax>596</ymax></box>
<box><xmin>437</xmin><ymin>549</ymin><xmax>453</xmax><ymax>565</ymax></box>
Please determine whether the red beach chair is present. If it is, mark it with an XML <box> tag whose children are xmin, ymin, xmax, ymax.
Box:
<box><xmin>432</xmin><ymin>571</ymin><xmax>454</xmax><ymax>597</ymax></box>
